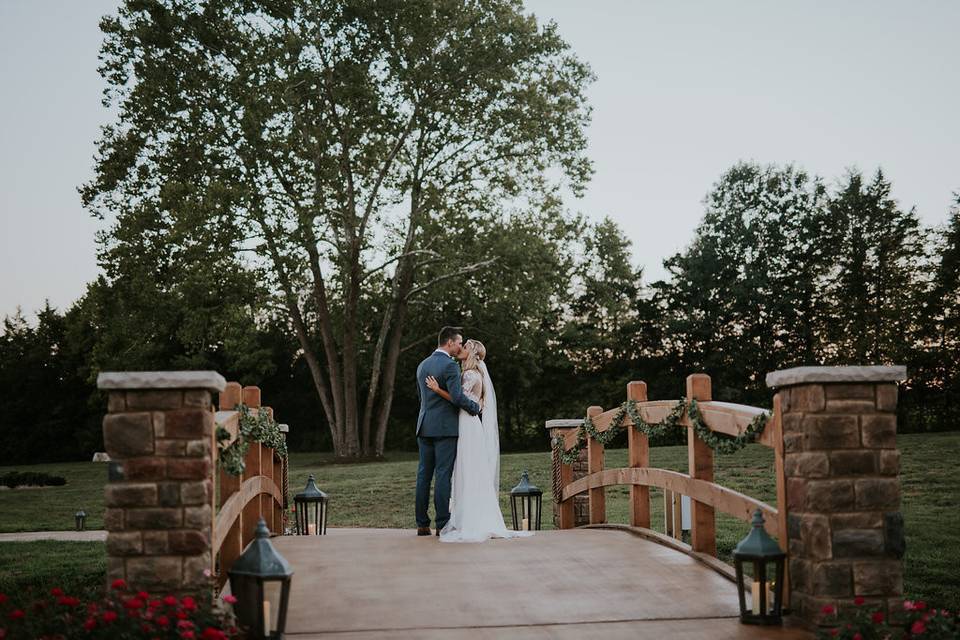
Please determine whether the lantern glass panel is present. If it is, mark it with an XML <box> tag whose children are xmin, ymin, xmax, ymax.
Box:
<box><xmin>264</xmin><ymin>580</ymin><xmax>282</xmax><ymax>636</ymax></box>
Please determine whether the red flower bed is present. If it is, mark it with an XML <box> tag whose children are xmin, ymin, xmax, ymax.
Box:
<box><xmin>0</xmin><ymin>579</ymin><xmax>239</xmax><ymax>639</ymax></box>
<box><xmin>818</xmin><ymin>598</ymin><xmax>958</xmax><ymax>639</ymax></box>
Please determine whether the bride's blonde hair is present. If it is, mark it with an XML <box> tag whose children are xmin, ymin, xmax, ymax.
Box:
<box><xmin>462</xmin><ymin>339</ymin><xmax>486</xmax><ymax>375</ymax></box>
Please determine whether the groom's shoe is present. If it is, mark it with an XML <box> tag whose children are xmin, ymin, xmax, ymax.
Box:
<box><xmin>417</xmin><ymin>527</ymin><xmax>431</xmax><ymax>536</ymax></box>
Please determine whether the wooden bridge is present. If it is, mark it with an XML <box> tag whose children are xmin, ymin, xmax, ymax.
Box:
<box><xmin>269</xmin><ymin>527</ymin><xmax>810</xmax><ymax>639</ymax></box>
<box><xmin>99</xmin><ymin>366</ymin><xmax>908</xmax><ymax>638</ymax></box>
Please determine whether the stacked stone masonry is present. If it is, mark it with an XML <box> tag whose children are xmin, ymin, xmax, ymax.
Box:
<box><xmin>102</xmin><ymin>388</ymin><xmax>216</xmax><ymax>593</ymax></box>
<box><xmin>779</xmin><ymin>379</ymin><xmax>905</xmax><ymax>625</ymax></box>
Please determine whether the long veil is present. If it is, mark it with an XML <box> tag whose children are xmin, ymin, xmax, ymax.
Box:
<box><xmin>476</xmin><ymin>360</ymin><xmax>500</xmax><ymax>494</ymax></box>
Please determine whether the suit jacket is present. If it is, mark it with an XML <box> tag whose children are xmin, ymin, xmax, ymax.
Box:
<box><xmin>416</xmin><ymin>351</ymin><xmax>480</xmax><ymax>437</ymax></box>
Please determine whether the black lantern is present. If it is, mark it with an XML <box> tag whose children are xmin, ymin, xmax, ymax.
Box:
<box><xmin>293</xmin><ymin>474</ymin><xmax>328</xmax><ymax>535</ymax></box>
<box><xmin>733</xmin><ymin>509</ymin><xmax>786</xmax><ymax>625</ymax></box>
<box><xmin>227</xmin><ymin>519</ymin><xmax>293</xmax><ymax>639</ymax></box>
<box><xmin>509</xmin><ymin>470</ymin><xmax>543</xmax><ymax>531</ymax></box>
<box><xmin>75</xmin><ymin>510</ymin><xmax>86</xmax><ymax>531</ymax></box>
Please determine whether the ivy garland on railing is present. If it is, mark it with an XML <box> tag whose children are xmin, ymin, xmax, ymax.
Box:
<box><xmin>687</xmin><ymin>399</ymin><xmax>769</xmax><ymax>454</ymax></box>
<box><xmin>216</xmin><ymin>404</ymin><xmax>289</xmax><ymax>477</ymax></box>
<box><xmin>552</xmin><ymin>398</ymin><xmax>770</xmax><ymax>465</ymax></box>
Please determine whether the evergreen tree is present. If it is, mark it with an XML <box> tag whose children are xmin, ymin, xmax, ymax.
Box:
<box><xmin>824</xmin><ymin>170</ymin><xmax>927</xmax><ymax>365</ymax></box>
<box><xmin>656</xmin><ymin>162</ymin><xmax>831</xmax><ymax>403</ymax></box>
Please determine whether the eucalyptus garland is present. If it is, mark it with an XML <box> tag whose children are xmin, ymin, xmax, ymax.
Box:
<box><xmin>217</xmin><ymin>404</ymin><xmax>289</xmax><ymax>476</ymax></box>
<box><xmin>552</xmin><ymin>398</ymin><xmax>770</xmax><ymax>464</ymax></box>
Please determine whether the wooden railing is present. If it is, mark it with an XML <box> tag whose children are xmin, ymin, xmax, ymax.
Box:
<box><xmin>213</xmin><ymin>382</ymin><xmax>288</xmax><ymax>587</ymax></box>
<box><xmin>553</xmin><ymin>374</ymin><xmax>786</xmax><ymax>562</ymax></box>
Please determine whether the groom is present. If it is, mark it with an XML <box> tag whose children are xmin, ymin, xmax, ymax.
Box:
<box><xmin>415</xmin><ymin>326</ymin><xmax>481</xmax><ymax>536</ymax></box>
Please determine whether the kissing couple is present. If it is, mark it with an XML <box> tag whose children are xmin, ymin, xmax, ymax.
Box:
<box><xmin>414</xmin><ymin>326</ymin><xmax>532</xmax><ymax>543</ymax></box>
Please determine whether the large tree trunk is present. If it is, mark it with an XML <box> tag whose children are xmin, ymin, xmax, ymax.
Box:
<box><xmin>303</xmin><ymin>232</ymin><xmax>347</xmax><ymax>453</ymax></box>
<box><xmin>373</xmin><ymin>296</ymin><xmax>411</xmax><ymax>457</ymax></box>
<box><xmin>341</xmin><ymin>249</ymin><xmax>362</xmax><ymax>458</ymax></box>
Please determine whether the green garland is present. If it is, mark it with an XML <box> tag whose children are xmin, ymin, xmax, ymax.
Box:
<box><xmin>687</xmin><ymin>399</ymin><xmax>769</xmax><ymax>454</ymax></box>
<box><xmin>552</xmin><ymin>398</ymin><xmax>769</xmax><ymax>465</ymax></box>
<box><xmin>217</xmin><ymin>404</ymin><xmax>289</xmax><ymax>476</ymax></box>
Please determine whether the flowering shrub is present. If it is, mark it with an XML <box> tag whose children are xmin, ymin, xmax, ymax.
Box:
<box><xmin>818</xmin><ymin>598</ymin><xmax>958</xmax><ymax>639</ymax></box>
<box><xmin>0</xmin><ymin>579</ymin><xmax>238</xmax><ymax>639</ymax></box>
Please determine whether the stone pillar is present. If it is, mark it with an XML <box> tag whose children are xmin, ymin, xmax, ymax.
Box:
<box><xmin>765</xmin><ymin>365</ymin><xmax>906</xmax><ymax>626</ymax></box>
<box><xmin>545</xmin><ymin>419</ymin><xmax>590</xmax><ymax>528</ymax></box>
<box><xmin>97</xmin><ymin>371</ymin><xmax>226</xmax><ymax>593</ymax></box>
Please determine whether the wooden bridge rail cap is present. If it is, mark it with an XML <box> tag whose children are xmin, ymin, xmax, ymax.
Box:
<box><xmin>97</xmin><ymin>370</ymin><xmax>227</xmax><ymax>392</ymax></box>
<box><xmin>559</xmin><ymin>399</ymin><xmax>774</xmax><ymax>450</ymax></box>
<box><xmin>544</xmin><ymin>419</ymin><xmax>583</xmax><ymax>430</ymax></box>
<box><xmin>765</xmin><ymin>365</ymin><xmax>906</xmax><ymax>388</ymax></box>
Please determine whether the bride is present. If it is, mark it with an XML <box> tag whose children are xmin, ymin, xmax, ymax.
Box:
<box><xmin>425</xmin><ymin>339</ymin><xmax>531</xmax><ymax>543</ymax></box>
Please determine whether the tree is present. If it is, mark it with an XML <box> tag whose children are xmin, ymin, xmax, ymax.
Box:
<box><xmin>910</xmin><ymin>192</ymin><xmax>960</xmax><ymax>429</ymax></box>
<box><xmin>84</xmin><ymin>0</ymin><xmax>593</xmax><ymax>457</ymax></box>
<box><xmin>656</xmin><ymin>162</ymin><xmax>832</xmax><ymax>403</ymax></box>
<box><xmin>383</xmin><ymin>203</ymin><xmax>583</xmax><ymax>450</ymax></box>
<box><xmin>0</xmin><ymin>304</ymin><xmax>101</xmax><ymax>462</ymax></box>
<box><xmin>824</xmin><ymin>170</ymin><xmax>927</xmax><ymax>365</ymax></box>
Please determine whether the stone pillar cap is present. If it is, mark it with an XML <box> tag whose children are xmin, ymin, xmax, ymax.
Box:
<box><xmin>766</xmin><ymin>365</ymin><xmax>906</xmax><ymax>389</ymax></box>
<box><xmin>545</xmin><ymin>418</ymin><xmax>583</xmax><ymax>431</ymax></box>
<box><xmin>97</xmin><ymin>370</ymin><xmax>227</xmax><ymax>392</ymax></box>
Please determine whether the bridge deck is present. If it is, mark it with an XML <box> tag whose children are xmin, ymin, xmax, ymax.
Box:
<box><xmin>274</xmin><ymin>528</ymin><xmax>811</xmax><ymax>639</ymax></box>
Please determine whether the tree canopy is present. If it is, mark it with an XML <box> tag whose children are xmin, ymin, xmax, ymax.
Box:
<box><xmin>83</xmin><ymin>0</ymin><xmax>594</xmax><ymax>457</ymax></box>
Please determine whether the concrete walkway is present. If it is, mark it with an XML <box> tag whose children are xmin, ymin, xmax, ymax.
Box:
<box><xmin>0</xmin><ymin>530</ymin><xmax>107</xmax><ymax>542</ymax></box>
<box><xmin>273</xmin><ymin>528</ymin><xmax>811</xmax><ymax>639</ymax></box>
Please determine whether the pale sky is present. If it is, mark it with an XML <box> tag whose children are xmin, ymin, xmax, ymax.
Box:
<box><xmin>2</xmin><ymin>1</ymin><xmax>958</xmax><ymax>319</ymax></box>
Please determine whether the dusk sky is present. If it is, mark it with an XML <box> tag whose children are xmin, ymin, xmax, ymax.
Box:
<box><xmin>2</xmin><ymin>1</ymin><xmax>958</xmax><ymax>319</ymax></box>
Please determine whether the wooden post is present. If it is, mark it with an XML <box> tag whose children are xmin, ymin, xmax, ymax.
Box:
<box><xmin>241</xmin><ymin>441</ymin><xmax>262</xmax><ymax>548</ymax></box>
<box><xmin>558</xmin><ymin>449</ymin><xmax>575</xmax><ymax>529</ymax></box>
<box><xmin>672</xmin><ymin>492</ymin><xmax>683</xmax><ymax>540</ymax></box>
<box><xmin>262</xmin><ymin>435</ymin><xmax>275</xmax><ymax>533</ymax></box>
<box><xmin>219</xmin><ymin>381</ymin><xmax>242</xmax><ymax>411</ymax></box>
<box><xmin>586</xmin><ymin>405</ymin><xmax>605</xmax><ymax>525</ymax></box>
<box><xmin>772</xmin><ymin>393</ymin><xmax>790</xmax><ymax>608</ymax></box>
<box><xmin>242</xmin><ymin>385</ymin><xmax>261</xmax><ymax>409</ymax></box>
<box><xmin>626</xmin><ymin>381</ymin><xmax>650</xmax><ymax>528</ymax></box>
<box><xmin>686</xmin><ymin>373</ymin><xmax>716</xmax><ymax>556</ymax></box>
<box><xmin>663</xmin><ymin>489</ymin><xmax>673</xmax><ymax>537</ymax></box>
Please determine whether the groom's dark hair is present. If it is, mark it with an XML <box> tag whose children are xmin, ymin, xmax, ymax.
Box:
<box><xmin>437</xmin><ymin>326</ymin><xmax>462</xmax><ymax>347</ymax></box>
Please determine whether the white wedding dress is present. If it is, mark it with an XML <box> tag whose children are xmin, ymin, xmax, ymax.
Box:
<box><xmin>441</xmin><ymin>361</ymin><xmax>532</xmax><ymax>543</ymax></box>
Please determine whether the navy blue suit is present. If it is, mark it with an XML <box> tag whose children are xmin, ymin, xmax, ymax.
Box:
<box><xmin>415</xmin><ymin>350</ymin><xmax>480</xmax><ymax>529</ymax></box>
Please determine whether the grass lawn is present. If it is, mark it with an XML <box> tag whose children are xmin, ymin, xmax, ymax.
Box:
<box><xmin>0</xmin><ymin>432</ymin><xmax>957</xmax><ymax>609</ymax></box>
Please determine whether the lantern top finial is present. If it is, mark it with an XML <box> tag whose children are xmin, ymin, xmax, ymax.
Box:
<box><xmin>511</xmin><ymin>470</ymin><xmax>542</xmax><ymax>496</ymax></box>
<box><xmin>228</xmin><ymin>518</ymin><xmax>294</xmax><ymax>579</ymax></box>
<box><xmin>733</xmin><ymin>509</ymin><xmax>784</xmax><ymax>559</ymax></box>
<box><xmin>294</xmin><ymin>474</ymin><xmax>328</xmax><ymax>502</ymax></box>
